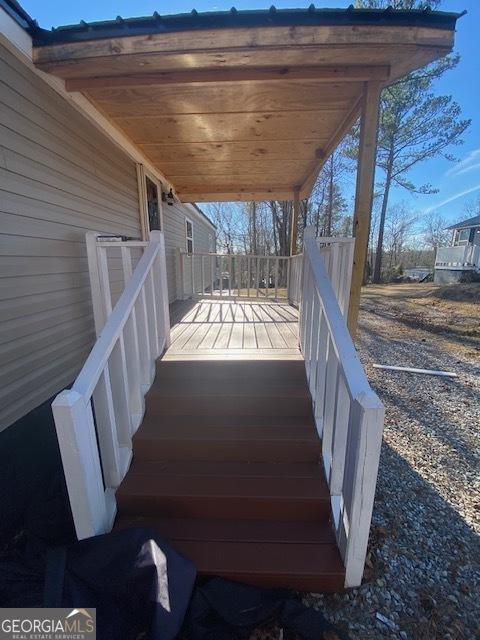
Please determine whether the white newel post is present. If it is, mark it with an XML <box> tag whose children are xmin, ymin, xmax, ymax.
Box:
<box><xmin>343</xmin><ymin>393</ymin><xmax>385</xmax><ymax>587</ymax></box>
<box><xmin>52</xmin><ymin>390</ymin><xmax>113</xmax><ymax>539</ymax></box>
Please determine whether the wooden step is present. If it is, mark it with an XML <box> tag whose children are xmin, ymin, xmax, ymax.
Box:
<box><xmin>145</xmin><ymin>359</ymin><xmax>313</xmax><ymax>417</ymax></box>
<box><xmin>114</xmin><ymin>516</ymin><xmax>345</xmax><ymax>592</ymax></box>
<box><xmin>133</xmin><ymin>415</ymin><xmax>320</xmax><ymax>462</ymax></box>
<box><xmin>144</xmin><ymin>393</ymin><xmax>313</xmax><ymax>417</ymax></box>
<box><xmin>151</xmin><ymin>360</ymin><xmax>308</xmax><ymax>384</ymax></box>
<box><xmin>116</xmin><ymin>461</ymin><xmax>330</xmax><ymax>521</ymax></box>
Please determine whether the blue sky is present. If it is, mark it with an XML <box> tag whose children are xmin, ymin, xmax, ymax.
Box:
<box><xmin>22</xmin><ymin>0</ymin><xmax>480</xmax><ymax>225</ymax></box>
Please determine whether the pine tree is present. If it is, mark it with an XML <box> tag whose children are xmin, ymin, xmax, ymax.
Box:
<box><xmin>353</xmin><ymin>0</ymin><xmax>470</xmax><ymax>283</ymax></box>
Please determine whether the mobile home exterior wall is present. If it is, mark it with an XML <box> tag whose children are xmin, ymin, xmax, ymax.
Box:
<box><xmin>0</xmin><ymin>41</ymin><xmax>214</xmax><ymax>430</ymax></box>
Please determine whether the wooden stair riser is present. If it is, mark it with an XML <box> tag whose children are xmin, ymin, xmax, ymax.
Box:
<box><xmin>133</xmin><ymin>438</ymin><xmax>321</xmax><ymax>463</ymax></box>
<box><xmin>117</xmin><ymin>494</ymin><xmax>331</xmax><ymax>522</ymax></box>
<box><xmin>145</xmin><ymin>395</ymin><xmax>313</xmax><ymax>417</ymax></box>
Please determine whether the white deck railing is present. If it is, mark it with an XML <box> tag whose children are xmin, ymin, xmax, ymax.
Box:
<box><xmin>52</xmin><ymin>231</ymin><xmax>170</xmax><ymax>539</ymax></box>
<box><xmin>299</xmin><ymin>227</ymin><xmax>384</xmax><ymax>587</ymax></box>
<box><xmin>178</xmin><ymin>237</ymin><xmax>354</xmax><ymax>309</ymax></box>
<box><xmin>435</xmin><ymin>244</ymin><xmax>480</xmax><ymax>270</ymax></box>
<box><xmin>178</xmin><ymin>251</ymin><xmax>291</xmax><ymax>300</ymax></box>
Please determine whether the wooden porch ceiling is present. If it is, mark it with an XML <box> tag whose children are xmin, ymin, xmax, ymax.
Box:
<box><xmin>33</xmin><ymin>23</ymin><xmax>455</xmax><ymax>202</ymax></box>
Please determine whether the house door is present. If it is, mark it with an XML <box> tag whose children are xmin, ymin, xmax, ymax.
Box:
<box><xmin>146</xmin><ymin>176</ymin><xmax>161</xmax><ymax>231</ymax></box>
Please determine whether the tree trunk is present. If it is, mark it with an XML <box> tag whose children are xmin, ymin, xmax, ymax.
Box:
<box><xmin>373</xmin><ymin>146</ymin><xmax>394</xmax><ymax>283</ymax></box>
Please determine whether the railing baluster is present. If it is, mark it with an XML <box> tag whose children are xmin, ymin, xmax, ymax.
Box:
<box><xmin>228</xmin><ymin>255</ymin><xmax>232</xmax><ymax>296</ymax></box>
<box><xmin>247</xmin><ymin>256</ymin><xmax>251</xmax><ymax>298</ymax></box>
<box><xmin>219</xmin><ymin>255</ymin><xmax>223</xmax><ymax>297</ymax></box>
<box><xmin>121</xmin><ymin>246</ymin><xmax>144</xmax><ymax>428</ymax></box>
<box><xmin>201</xmin><ymin>255</ymin><xmax>205</xmax><ymax>295</ymax></box>
<box><xmin>92</xmin><ymin>368</ymin><xmax>122</xmax><ymax>488</ymax></box>
<box><xmin>256</xmin><ymin>257</ymin><xmax>260</xmax><ymax>298</ymax></box>
<box><xmin>136</xmin><ymin>285</ymin><xmax>152</xmax><ymax>388</ymax></box>
<box><xmin>275</xmin><ymin>257</ymin><xmax>279</xmax><ymax>299</ymax></box>
<box><xmin>211</xmin><ymin>254</ymin><xmax>214</xmax><ymax>296</ymax></box>
<box><xmin>146</xmin><ymin>269</ymin><xmax>159</xmax><ymax>357</ymax></box>
<box><xmin>190</xmin><ymin>254</ymin><xmax>195</xmax><ymax>296</ymax></box>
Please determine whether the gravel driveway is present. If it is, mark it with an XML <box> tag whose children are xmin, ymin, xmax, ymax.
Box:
<box><xmin>303</xmin><ymin>289</ymin><xmax>480</xmax><ymax>640</ymax></box>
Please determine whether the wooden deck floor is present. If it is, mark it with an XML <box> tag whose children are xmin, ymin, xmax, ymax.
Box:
<box><xmin>165</xmin><ymin>298</ymin><xmax>301</xmax><ymax>360</ymax></box>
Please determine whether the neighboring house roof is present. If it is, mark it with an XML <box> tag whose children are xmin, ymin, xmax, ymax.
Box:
<box><xmin>447</xmin><ymin>214</ymin><xmax>480</xmax><ymax>230</ymax></box>
<box><xmin>2</xmin><ymin>0</ymin><xmax>461</xmax><ymax>44</ymax></box>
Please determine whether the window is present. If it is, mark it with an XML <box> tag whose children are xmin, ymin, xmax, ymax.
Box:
<box><xmin>209</xmin><ymin>233</ymin><xmax>215</xmax><ymax>253</ymax></box>
<box><xmin>145</xmin><ymin>176</ymin><xmax>161</xmax><ymax>231</ymax></box>
<box><xmin>455</xmin><ymin>228</ymin><xmax>470</xmax><ymax>245</ymax></box>
<box><xmin>185</xmin><ymin>218</ymin><xmax>194</xmax><ymax>253</ymax></box>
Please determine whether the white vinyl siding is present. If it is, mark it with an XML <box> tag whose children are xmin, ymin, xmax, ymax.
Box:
<box><xmin>0</xmin><ymin>43</ymin><xmax>142</xmax><ymax>430</ymax></box>
<box><xmin>162</xmin><ymin>203</ymin><xmax>214</xmax><ymax>302</ymax></box>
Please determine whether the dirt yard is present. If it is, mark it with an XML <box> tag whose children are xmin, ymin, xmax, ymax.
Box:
<box><xmin>300</xmin><ymin>283</ymin><xmax>479</xmax><ymax>640</ymax></box>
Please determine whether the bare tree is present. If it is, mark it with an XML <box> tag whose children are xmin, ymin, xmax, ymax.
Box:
<box><xmin>422</xmin><ymin>211</ymin><xmax>451</xmax><ymax>252</ymax></box>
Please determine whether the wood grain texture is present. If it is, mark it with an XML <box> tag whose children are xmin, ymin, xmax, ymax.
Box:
<box><xmin>33</xmin><ymin>21</ymin><xmax>453</xmax><ymax>201</ymax></box>
<box><xmin>115</xmin><ymin>353</ymin><xmax>345</xmax><ymax>590</ymax></box>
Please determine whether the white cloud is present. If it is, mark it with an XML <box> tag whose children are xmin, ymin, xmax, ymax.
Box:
<box><xmin>446</xmin><ymin>147</ymin><xmax>480</xmax><ymax>177</ymax></box>
<box><xmin>423</xmin><ymin>183</ymin><xmax>480</xmax><ymax>215</ymax></box>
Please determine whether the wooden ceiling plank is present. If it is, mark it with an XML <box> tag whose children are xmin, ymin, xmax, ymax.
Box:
<box><xmin>86</xmin><ymin>81</ymin><xmax>361</xmax><ymax>117</ymax></box>
<box><xmin>65</xmin><ymin>65</ymin><xmax>390</xmax><ymax>91</ymax></box>
<box><xmin>140</xmin><ymin>140</ymin><xmax>325</xmax><ymax>163</ymax></box>
<box><xmin>299</xmin><ymin>94</ymin><xmax>363</xmax><ymax>199</ymax></box>
<box><xmin>114</xmin><ymin>109</ymin><xmax>347</xmax><ymax>145</ymax></box>
<box><xmin>152</xmin><ymin>160</ymin><xmax>308</xmax><ymax>176</ymax></box>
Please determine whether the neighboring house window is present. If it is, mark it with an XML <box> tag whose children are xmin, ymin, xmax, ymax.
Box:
<box><xmin>455</xmin><ymin>228</ymin><xmax>470</xmax><ymax>245</ymax></box>
<box><xmin>186</xmin><ymin>218</ymin><xmax>194</xmax><ymax>253</ymax></box>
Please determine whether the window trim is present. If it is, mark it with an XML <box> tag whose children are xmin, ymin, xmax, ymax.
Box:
<box><xmin>185</xmin><ymin>217</ymin><xmax>194</xmax><ymax>254</ymax></box>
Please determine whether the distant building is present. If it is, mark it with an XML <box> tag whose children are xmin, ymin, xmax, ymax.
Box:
<box><xmin>434</xmin><ymin>214</ymin><xmax>480</xmax><ymax>284</ymax></box>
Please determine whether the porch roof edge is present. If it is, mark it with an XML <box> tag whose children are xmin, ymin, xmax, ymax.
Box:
<box><xmin>24</xmin><ymin>5</ymin><xmax>464</xmax><ymax>47</ymax></box>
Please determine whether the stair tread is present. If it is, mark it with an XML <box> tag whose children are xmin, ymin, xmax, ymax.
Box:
<box><xmin>114</xmin><ymin>517</ymin><xmax>344</xmax><ymax>581</ymax></box>
<box><xmin>135</xmin><ymin>423</ymin><xmax>318</xmax><ymax>442</ymax></box>
<box><xmin>137</xmin><ymin>414</ymin><xmax>317</xmax><ymax>433</ymax></box>
<box><xmin>121</xmin><ymin>461</ymin><xmax>325</xmax><ymax>478</ymax></box>
<box><xmin>115</xmin><ymin>516</ymin><xmax>336</xmax><ymax>544</ymax></box>
<box><xmin>118</xmin><ymin>461</ymin><xmax>329</xmax><ymax>500</ymax></box>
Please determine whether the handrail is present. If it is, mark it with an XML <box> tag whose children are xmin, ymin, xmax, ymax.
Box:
<box><xmin>74</xmin><ymin>241</ymin><xmax>160</xmax><ymax>400</ymax></box>
<box><xmin>299</xmin><ymin>227</ymin><xmax>384</xmax><ymax>588</ymax></box>
<box><xmin>304</xmin><ymin>235</ymin><xmax>373</xmax><ymax>400</ymax></box>
<box><xmin>52</xmin><ymin>231</ymin><xmax>171</xmax><ymax>540</ymax></box>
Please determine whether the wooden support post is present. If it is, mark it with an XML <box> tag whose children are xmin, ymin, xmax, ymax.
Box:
<box><xmin>290</xmin><ymin>188</ymin><xmax>300</xmax><ymax>256</ymax></box>
<box><xmin>347</xmin><ymin>81</ymin><xmax>381</xmax><ymax>337</ymax></box>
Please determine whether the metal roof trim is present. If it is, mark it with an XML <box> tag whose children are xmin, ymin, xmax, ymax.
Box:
<box><xmin>29</xmin><ymin>6</ymin><xmax>464</xmax><ymax>47</ymax></box>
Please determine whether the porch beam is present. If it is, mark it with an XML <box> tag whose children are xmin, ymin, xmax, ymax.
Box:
<box><xmin>179</xmin><ymin>188</ymin><xmax>293</xmax><ymax>202</ymax></box>
<box><xmin>347</xmin><ymin>81</ymin><xmax>382</xmax><ymax>337</ymax></box>
<box><xmin>64</xmin><ymin>65</ymin><xmax>390</xmax><ymax>91</ymax></box>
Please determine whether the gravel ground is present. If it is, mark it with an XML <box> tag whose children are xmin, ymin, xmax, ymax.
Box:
<box><xmin>252</xmin><ymin>287</ymin><xmax>479</xmax><ymax>640</ymax></box>
<box><xmin>303</xmin><ymin>291</ymin><xmax>480</xmax><ymax>640</ymax></box>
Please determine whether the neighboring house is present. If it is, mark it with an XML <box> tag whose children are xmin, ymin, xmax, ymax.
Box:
<box><xmin>434</xmin><ymin>215</ymin><xmax>480</xmax><ymax>284</ymax></box>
